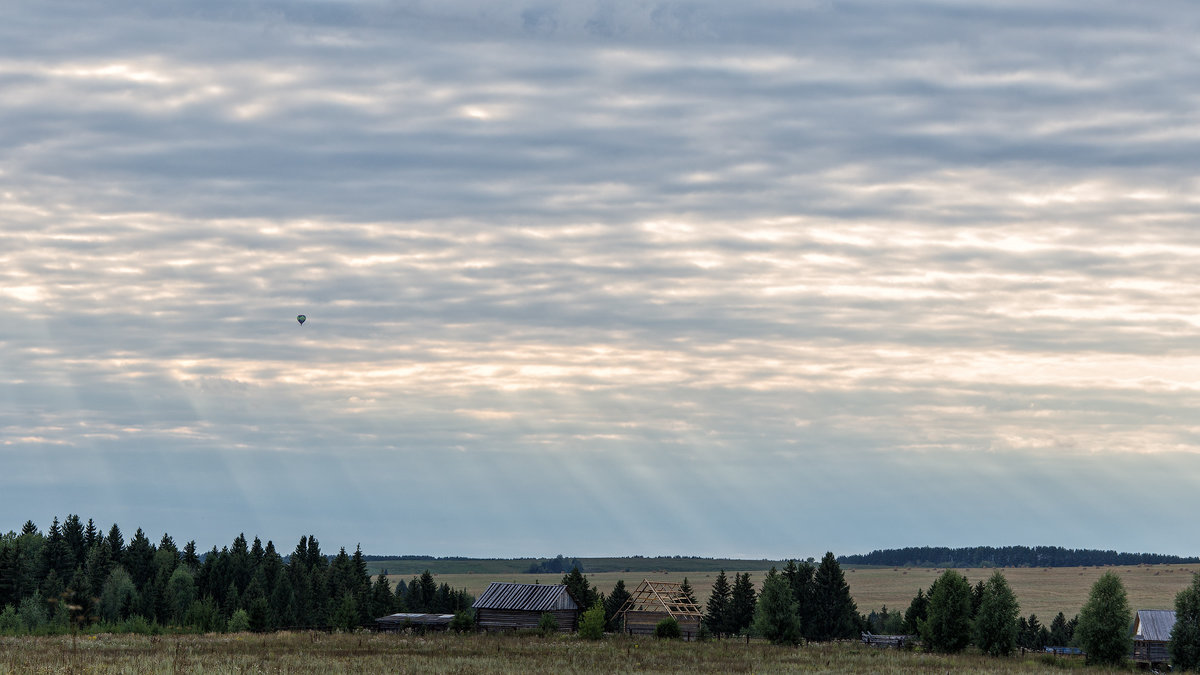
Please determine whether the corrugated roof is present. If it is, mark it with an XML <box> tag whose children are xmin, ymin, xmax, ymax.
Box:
<box><xmin>375</xmin><ymin>613</ymin><xmax>455</xmax><ymax>626</ymax></box>
<box><xmin>1134</xmin><ymin>610</ymin><xmax>1176</xmax><ymax>642</ymax></box>
<box><xmin>472</xmin><ymin>582</ymin><xmax>580</xmax><ymax>612</ymax></box>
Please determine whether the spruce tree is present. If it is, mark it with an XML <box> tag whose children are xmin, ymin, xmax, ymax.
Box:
<box><xmin>1169</xmin><ymin>573</ymin><xmax>1200</xmax><ymax>671</ymax></box>
<box><xmin>810</xmin><ymin>552</ymin><xmax>858</xmax><ymax>641</ymax></box>
<box><xmin>561</xmin><ymin>567</ymin><xmax>599</xmax><ymax>609</ymax></box>
<box><xmin>604</xmin><ymin>580</ymin><xmax>631</xmax><ymax>631</ymax></box>
<box><xmin>902</xmin><ymin>588</ymin><xmax>927</xmax><ymax>635</ymax></box>
<box><xmin>107</xmin><ymin>524</ymin><xmax>124</xmax><ymax>562</ymax></box>
<box><xmin>679</xmin><ymin>577</ymin><xmax>698</xmax><ymax>608</ymax></box>
<box><xmin>783</xmin><ymin>558</ymin><xmax>816</xmax><ymax>636</ymax></box>
<box><xmin>1076</xmin><ymin>571</ymin><xmax>1132</xmax><ymax>666</ymax></box>
<box><xmin>704</xmin><ymin>570</ymin><xmax>732</xmax><ymax>637</ymax></box>
<box><xmin>1049</xmin><ymin>612</ymin><xmax>1070</xmax><ymax>646</ymax></box>
<box><xmin>729</xmin><ymin>572</ymin><xmax>757</xmax><ymax>636</ymax></box>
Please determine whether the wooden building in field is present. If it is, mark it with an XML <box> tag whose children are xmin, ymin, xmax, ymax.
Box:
<box><xmin>616</xmin><ymin>579</ymin><xmax>705</xmax><ymax>640</ymax></box>
<box><xmin>1131</xmin><ymin>609</ymin><xmax>1175</xmax><ymax>667</ymax></box>
<box><xmin>472</xmin><ymin>582</ymin><xmax>581</xmax><ymax>632</ymax></box>
<box><xmin>374</xmin><ymin>613</ymin><xmax>455</xmax><ymax>632</ymax></box>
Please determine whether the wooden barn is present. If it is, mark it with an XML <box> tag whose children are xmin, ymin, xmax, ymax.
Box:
<box><xmin>472</xmin><ymin>582</ymin><xmax>581</xmax><ymax>632</ymax></box>
<box><xmin>616</xmin><ymin>579</ymin><xmax>705</xmax><ymax>640</ymax></box>
<box><xmin>1131</xmin><ymin>609</ymin><xmax>1175</xmax><ymax>666</ymax></box>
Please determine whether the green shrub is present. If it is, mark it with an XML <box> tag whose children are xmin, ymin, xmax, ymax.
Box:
<box><xmin>0</xmin><ymin>605</ymin><xmax>23</xmax><ymax>635</ymax></box>
<box><xmin>537</xmin><ymin>612</ymin><xmax>559</xmax><ymax>636</ymax></box>
<box><xmin>578</xmin><ymin>604</ymin><xmax>606</xmax><ymax>640</ymax></box>
<box><xmin>655</xmin><ymin>617</ymin><xmax>682</xmax><ymax>640</ymax></box>
<box><xmin>123</xmin><ymin>615</ymin><xmax>155</xmax><ymax>635</ymax></box>
<box><xmin>227</xmin><ymin>609</ymin><xmax>251</xmax><ymax>633</ymax></box>
<box><xmin>449</xmin><ymin>610</ymin><xmax>474</xmax><ymax>633</ymax></box>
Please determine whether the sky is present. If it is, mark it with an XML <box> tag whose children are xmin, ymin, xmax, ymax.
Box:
<box><xmin>4</xmin><ymin>0</ymin><xmax>1200</xmax><ymax>560</ymax></box>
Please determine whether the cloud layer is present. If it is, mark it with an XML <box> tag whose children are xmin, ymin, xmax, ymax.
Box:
<box><xmin>4</xmin><ymin>1</ymin><xmax>1200</xmax><ymax>557</ymax></box>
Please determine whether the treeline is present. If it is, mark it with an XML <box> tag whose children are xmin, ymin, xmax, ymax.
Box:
<box><xmin>526</xmin><ymin>555</ymin><xmax>585</xmax><ymax>574</ymax></box>
<box><xmin>0</xmin><ymin>516</ymin><xmax>471</xmax><ymax>635</ymax></box>
<box><xmin>839</xmin><ymin>546</ymin><xmax>1199</xmax><ymax>568</ymax></box>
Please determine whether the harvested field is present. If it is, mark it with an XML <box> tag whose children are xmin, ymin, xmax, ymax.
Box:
<box><xmin>398</xmin><ymin>563</ymin><xmax>1200</xmax><ymax>621</ymax></box>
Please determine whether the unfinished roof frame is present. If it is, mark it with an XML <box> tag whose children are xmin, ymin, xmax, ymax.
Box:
<box><xmin>616</xmin><ymin>579</ymin><xmax>705</xmax><ymax>625</ymax></box>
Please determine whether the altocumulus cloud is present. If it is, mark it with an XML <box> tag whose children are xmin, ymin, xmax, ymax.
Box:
<box><xmin>3</xmin><ymin>0</ymin><xmax>1200</xmax><ymax>557</ymax></box>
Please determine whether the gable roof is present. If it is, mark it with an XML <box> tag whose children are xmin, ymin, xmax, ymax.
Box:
<box><xmin>472</xmin><ymin>582</ymin><xmax>580</xmax><ymax>612</ymax></box>
<box><xmin>1134</xmin><ymin>610</ymin><xmax>1176</xmax><ymax>642</ymax></box>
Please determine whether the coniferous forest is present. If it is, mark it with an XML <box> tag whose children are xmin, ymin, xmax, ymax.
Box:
<box><xmin>838</xmin><ymin>546</ymin><xmax>1199</xmax><ymax>568</ymax></box>
<box><xmin>0</xmin><ymin>516</ymin><xmax>472</xmax><ymax>634</ymax></box>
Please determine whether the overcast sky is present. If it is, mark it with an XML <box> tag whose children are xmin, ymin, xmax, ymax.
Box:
<box><xmin>4</xmin><ymin>0</ymin><xmax>1200</xmax><ymax>560</ymax></box>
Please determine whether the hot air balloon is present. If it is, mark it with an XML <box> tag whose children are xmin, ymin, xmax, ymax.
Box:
<box><xmin>297</xmin><ymin>314</ymin><xmax>306</xmax><ymax>326</ymax></box>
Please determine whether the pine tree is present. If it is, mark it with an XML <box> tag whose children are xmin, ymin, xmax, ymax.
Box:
<box><xmin>1170</xmin><ymin>573</ymin><xmax>1200</xmax><ymax>671</ymax></box>
<box><xmin>704</xmin><ymin>570</ymin><xmax>732</xmax><ymax>637</ymax></box>
<box><xmin>1076</xmin><ymin>571</ymin><xmax>1132</xmax><ymax>666</ymax></box>
<box><xmin>972</xmin><ymin>571</ymin><xmax>1019</xmax><ymax>657</ymax></box>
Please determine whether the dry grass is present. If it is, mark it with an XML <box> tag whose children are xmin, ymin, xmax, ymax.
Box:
<box><xmin>0</xmin><ymin>631</ymin><xmax>1140</xmax><ymax>674</ymax></box>
<box><xmin>411</xmin><ymin>563</ymin><xmax>1200</xmax><ymax>620</ymax></box>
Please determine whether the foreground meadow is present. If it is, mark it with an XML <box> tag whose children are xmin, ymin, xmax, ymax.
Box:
<box><xmin>0</xmin><ymin>631</ymin><xmax>1138</xmax><ymax>674</ymax></box>
<box><xmin>414</xmin><ymin>563</ymin><xmax>1200</xmax><ymax>620</ymax></box>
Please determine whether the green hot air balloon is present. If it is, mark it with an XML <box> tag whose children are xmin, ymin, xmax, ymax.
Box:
<box><xmin>297</xmin><ymin>314</ymin><xmax>306</xmax><ymax>326</ymax></box>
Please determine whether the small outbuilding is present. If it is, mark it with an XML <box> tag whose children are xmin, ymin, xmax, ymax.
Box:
<box><xmin>616</xmin><ymin>579</ymin><xmax>705</xmax><ymax>640</ymax></box>
<box><xmin>375</xmin><ymin>612</ymin><xmax>456</xmax><ymax>632</ymax></box>
<box><xmin>1131</xmin><ymin>609</ymin><xmax>1175</xmax><ymax>666</ymax></box>
<box><xmin>472</xmin><ymin>582</ymin><xmax>581</xmax><ymax>632</ymax></box>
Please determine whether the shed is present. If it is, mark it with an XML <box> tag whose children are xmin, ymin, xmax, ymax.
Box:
<box><xmin>472</xmin><ymin>582</ymin><xmax>581</xmax><ymax>632</ymax></box>
<box><xmin>1131</xmin><ymin>609</ymin><xmax>1175</xmax><ymax>666</ymax></box>
<box><xmin>616</xmin><ymin>579</ymin><xmax>705</xmax><ymax>640</ymax></box>
<box><xmin>375</xmin><ymin>613</ymin><xmax>455</xmax><ymax>632</ymax></box>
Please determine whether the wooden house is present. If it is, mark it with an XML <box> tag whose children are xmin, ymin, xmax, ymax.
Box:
<box><xmin>616</xmin><ymin>579</ymin><xmax>705</xmax><ymax>640</ymax></box>
<box><xmin>1131</xmin><ymin>609</ymin><xmax>1175</xmax><ymax>666</ymax></box>
<box><xmin>472</xmin><ymin>582</ymin><xmax>581</xmax><ymax>632</ymax></box>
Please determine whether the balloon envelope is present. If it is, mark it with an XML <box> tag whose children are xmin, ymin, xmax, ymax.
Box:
<box><xmin>297</xmin><ymin>315</ymin><xmax>306</xmax><ymax>325</ymax></box>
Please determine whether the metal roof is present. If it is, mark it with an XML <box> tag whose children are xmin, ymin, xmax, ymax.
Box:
<box><xmin>1134</xmin><ymin>610</ymin><xmax>1176</xmax><ymax>642</ymax></box>
<box><xmin>472</xmin><ymin>582</ymin><xmax>580</xmax><ymax>612</ymax></box>
<box><xmin>375</xmin><ymin>613</ymin><xmax>456</xmax><ymax>626</ymax></box>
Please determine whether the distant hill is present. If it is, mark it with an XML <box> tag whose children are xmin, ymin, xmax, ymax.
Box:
<box><xmin>360</xmin><ymin>554</ymin><xmax>786</xmax><ymax>577</ymax></box>
<box><xmin>838</xmin><ymin>546</ymin><xmax>1200</xmax><ymax>568</ymax></box>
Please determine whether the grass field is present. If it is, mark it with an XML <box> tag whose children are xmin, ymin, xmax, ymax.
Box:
<box><xmin>0</xmin><ymin>631</ymin><xmax>1142</xmax><ymax>674</ymax></box>
<box><xmin>366</xmin><ymin>557</ymin><xmax>785</xmax><ymax>577</ymax></box>
<box><xmin>392</xmin><ymin>563</ymin><xmax>1200</xmax><ymax>621</ymax></box>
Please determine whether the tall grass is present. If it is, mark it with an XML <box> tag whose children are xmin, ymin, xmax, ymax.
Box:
<box><xmin>0</xmin><ymin>631</ymin><xmax>1141</xmax><ymax>674</ymax></box>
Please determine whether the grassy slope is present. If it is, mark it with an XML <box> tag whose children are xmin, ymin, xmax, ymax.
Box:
<box><xmin>366</xmin><ymin>557</ymin><xmax>783</xmax><ymax>576</ymax></box>
<box><xmin>392</xmin><ymin>563</ymin><xmax>1200</xmax><ymax>621</ymax></box>
<box><xmin>0</xmin><ymin>632</ymin><xmax>1138</xmax><ymax>674</ymax></box>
